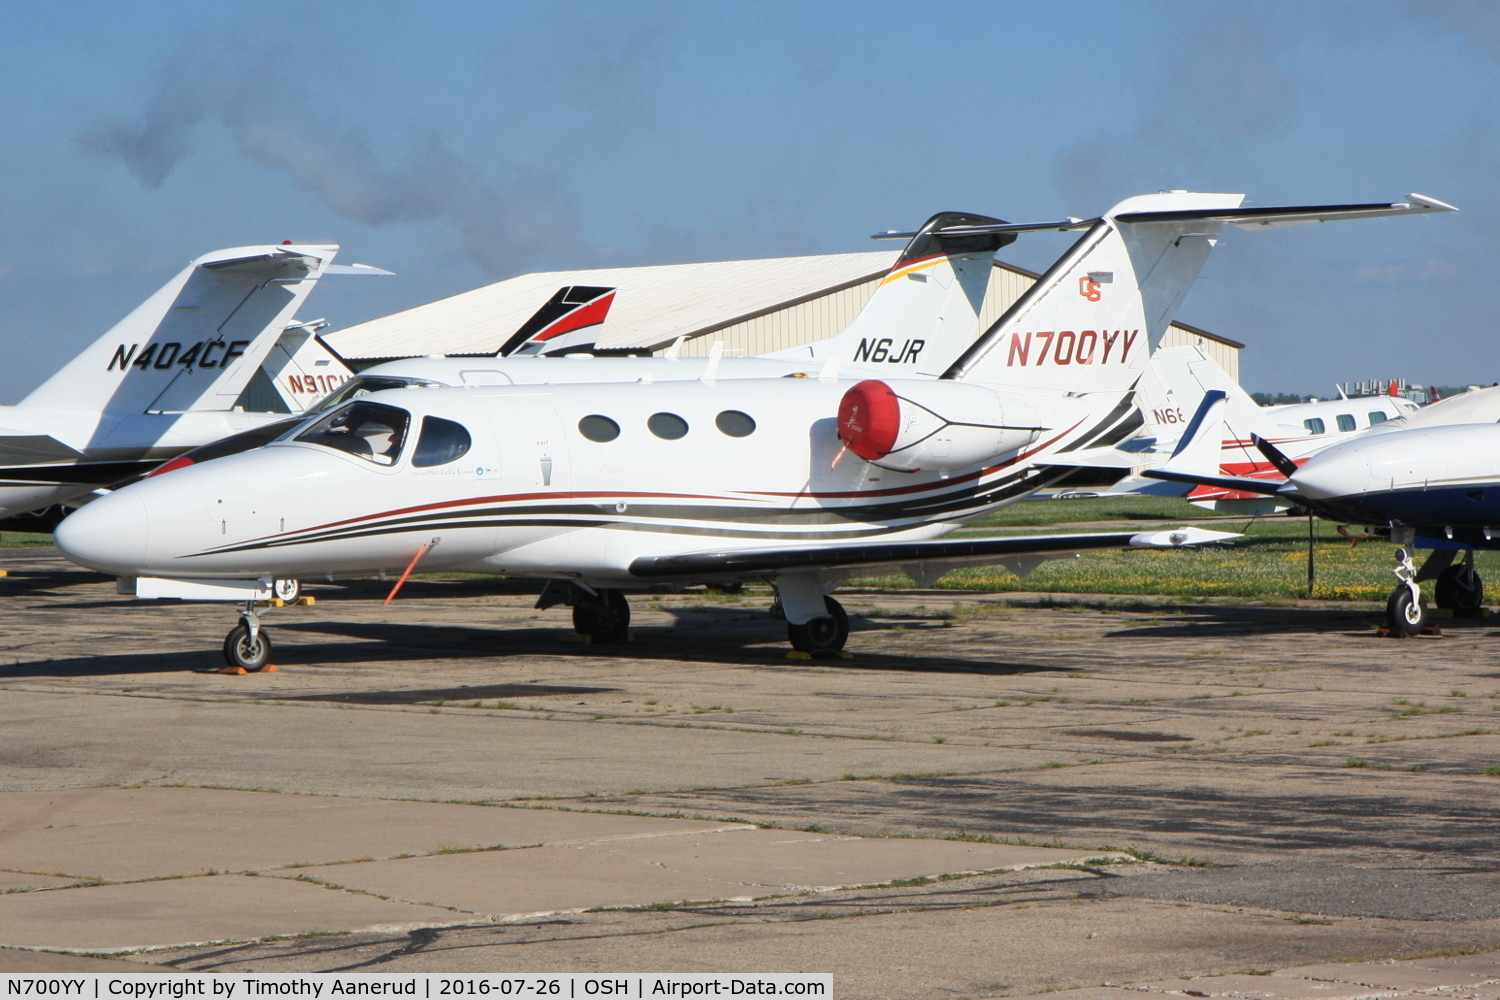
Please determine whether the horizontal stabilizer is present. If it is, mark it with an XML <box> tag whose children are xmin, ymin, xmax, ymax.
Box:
<box><xmin>1039</xmin><ymin>445</ymin><xmax>1150</xmax><ymax>469</ymax></box>
<box><xmin>1115</xmin><ymin>194</ymin><xmax>1456</xmax><ymax>229</ymax></box>
<box><xmin>322</xmin><ymin>263</ymin><xmax>396</xmax><ymax>276</ymax></box>
<box><xmin>629</xmin><ymin>526</ymin><xmax>1238</xmax><ymax>579</ymax></box>
<box><xmin>199</xmin><ymin>249</ymin><xmax>323</xmax><ymax>272</ymax></box>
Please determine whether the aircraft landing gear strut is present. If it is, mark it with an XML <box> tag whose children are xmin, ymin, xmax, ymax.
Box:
<box><xmin>777</xmin><ymin>573</ymin><xmax>849</xmax><ymax>656</ymax></box>
<box><xmin>537</xmin><ymin>581</ymin><xmax>631</xmax><ymax>643</ymax></box>
<box><xmin>1435</xmin><ymin>550</ymin><xmax>1484</xmax><ymax>618</ymax></box>
<box><xmin>223</xmin><ymin>599</ymin><xmax>273</xmax><ymax>671</ymax></box>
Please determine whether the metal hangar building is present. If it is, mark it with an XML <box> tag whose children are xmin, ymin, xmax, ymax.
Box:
<box><xmin>323</xmin><ymin>251</ymin><xmax>1243</xmax><ymax>381</ymax></box>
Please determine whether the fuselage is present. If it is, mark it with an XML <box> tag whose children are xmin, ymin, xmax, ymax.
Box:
<box><xmin>54</xmin><ymin>379</ymin><xmax>1108</xmax><ymax>584</ymax></box>
<box><xmin>1291</xmin><ymin>422</ymin><xmax>1500</xmax><ymax>545</ymax></box>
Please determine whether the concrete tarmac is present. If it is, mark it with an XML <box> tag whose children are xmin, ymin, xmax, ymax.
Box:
<box><xmin>2</xmin><ymin>548</ymin><xmax>1500</xmax><ymax>994</ymax></box>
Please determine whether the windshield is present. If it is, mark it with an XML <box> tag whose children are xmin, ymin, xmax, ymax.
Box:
<box><xmin>311</xmin><ymin>376</ymin><xmax>423</xmax><ymax>414</ymax></box>
<box><xmin>295</xmin><ymin>400</ymin><xmax>411</xmax><ymax>466</ymax></box>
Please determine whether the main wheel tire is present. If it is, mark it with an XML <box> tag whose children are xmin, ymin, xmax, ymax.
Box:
<box><xmin>1434</xmin><ymin>565</ymin><xmax>1484</xmax><ymax>616</ymax></box>
<box><xmin>1385</xmin><ymin>586</ymin><xmax>1429</xmax><ymax>637</ymax></box>
<box><xmin>573</xmin><ymin>588</ymin><xmax>631</xmax><ymax>643</ymax></box>
<box><xmin>223</xmin><ymin>623</ymin><xmax>272</xmax><ymax>670</ymax></box>
<box><xmin>787</xmin><ymin>596</ymin><xmax>849</xmax><ymax>655</ymax></box>
<box><xmin>273</xmin><ymin>578</ymin><xmax>301</xmax><ymax>602</ymax></box>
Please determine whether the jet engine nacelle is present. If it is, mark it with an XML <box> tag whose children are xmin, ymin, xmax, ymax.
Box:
<box><xmin>836</xmin><ymin>379</ymin><xmax>1042</xmax><ymax>472</ymax></box>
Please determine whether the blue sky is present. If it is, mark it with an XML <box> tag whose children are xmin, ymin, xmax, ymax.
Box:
<box><xmin>2</xmin><ymin>1</ymin><xmax>1496</xmax><ymax>401</ymax></box>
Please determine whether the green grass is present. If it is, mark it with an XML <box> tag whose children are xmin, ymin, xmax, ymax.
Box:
<box><xmin>0</xmin><ymin>531</ymin><xmax>53</xmax><ymax>548</ymax></box>
<box><xmin>850</xmin><ymin>509</ymin><xmax>1500</xmax><ymax>601</ymax></box>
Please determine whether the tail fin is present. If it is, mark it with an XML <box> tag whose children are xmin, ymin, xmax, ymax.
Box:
<box><xmin>944</xmin><ymin>191</ymin><xmax>1455</xmax><ymax>394</ymax></box>
<box><xmin>490</xmin><ymin>285</ymin><xmax>617</xmax><ymax>357</ymax></box>
<box><xmin>22</xmin><ymin>244</ymin><xmax>338</xmax><ymax>415</ymax></box>
<box><xmin>258</xmin><ymin>323</ymin><xmax>356</xmax><ymax>414</ymax></box>
<box><xmin>765</xmin><ymin>212</ymin><xmax>1015</xmax><ymax>376</ymax></box>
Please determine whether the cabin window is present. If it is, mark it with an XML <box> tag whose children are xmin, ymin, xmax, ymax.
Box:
<box><xmin>1303</xmin><ymin>418</ymin><xmax>1325</xmax><ymax>435</ymax></box>
<box><xmin>648</xmin><ymin>412</ymin><xmax>689</xmax><ymax>440</ymax></box>
<box><xmin>412</xmin><ymin>416</ymin><xmax>472</xmax><ymax>468</ymax></box>
<box><xmin>296</xmin><ymin>401</ymin><xmax>410</xmax><ymax>466</ymax></box>
<box><xmin>1368</xmin><ymin>411</ymin><xmax>1388</xmax><ymax>425</ymax></box>
<box><xmin>715</xmin><ymin>410</ymin><xmax>756</xmax><ymax>437</ymax></box>
<box><xmin>1336</xmin><ymin>414</ymin><xmax>1357</xmax><ymax>432</ymax></box>
<box><xmin>578</xmin><ymin>415</ymin><xmax>620</xmax><ymax>442</ymax></box>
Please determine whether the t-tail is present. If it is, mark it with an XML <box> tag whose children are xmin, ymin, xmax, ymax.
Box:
<box><xmin>765</xmin><ymin>212</ymin><xmax>1019</xmax><ymax>376</ymax></box>
<box><xmin>944</xmin><ymin>191</ymin><xmax>1456</xmax><ymax>398</ymax></box>
<box><xmin>21</xmin><ymin>244</ymin><xmax>341</xmax><ymax>416</ymax></box>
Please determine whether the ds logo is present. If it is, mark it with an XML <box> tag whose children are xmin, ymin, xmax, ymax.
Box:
<box><xmin>1078</xmin><ymin>276</ymin><xmax>1102</xmax><ymax>302</ymax></box>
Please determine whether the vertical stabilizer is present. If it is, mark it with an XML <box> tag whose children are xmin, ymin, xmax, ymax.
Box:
<box><xmin>765</xmin><ymin>212</ymin><xmax>1014</xmax><ymax>376</ymax></box>
<box><xmin>258</xmin><ymin>325</ymin><xmax>355</xmax><ymax>413</ymax></box>
<box><xmin>945</xmin><ymin>193</ymin><xmax>1244</xmax><ymax>393</ymax></box>
<box><xmin>22</xmin><ymin>245</ymin><xmax>338</xmax><ymax>415</ymax></box>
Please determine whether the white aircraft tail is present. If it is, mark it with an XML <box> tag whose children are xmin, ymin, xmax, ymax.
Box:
<box><xmin>945</xmin><ymin>191</ymin><xmax>1455</xmax><ymax>398</ymax></box>
<box><xmin>258</xmin><ymin>324</ymin><xmax>356</xmax><ymax>414</ymax></box>
<box><xmin>22</xmin><ymin>245</ymin><xmax>340</xmax><ymax>415</ymax></box>
<box><xmin>766</xmin><ymin>212</ymin><xmax>1016</xmax><ymax>376</ymax></box>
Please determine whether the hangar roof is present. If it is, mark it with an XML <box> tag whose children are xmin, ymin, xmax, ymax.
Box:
<box><xmin>323</xmin><ymin>251</ymin><xmax>902</xmax><ymax>360</ymax></box>
<box><xmin>322</xmin><ymin>251</ymin><xmax>1244</xmax><ymax>361</ymax></box>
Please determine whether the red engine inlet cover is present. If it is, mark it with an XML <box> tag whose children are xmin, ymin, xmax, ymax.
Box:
<box><xmin>837</xmin><ymin>379</ymin><xmax>901</xmax><ymax>461</ymax></box>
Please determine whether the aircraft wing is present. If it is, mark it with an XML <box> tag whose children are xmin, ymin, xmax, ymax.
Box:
<box><xmin>629</xmin><ymin>526</ymin><xmax>1237</xmax><ymax>580</ymax></box>
<box><xmin>1144</xmin><ymin>468</ymin><xmax>1292</xmax><ymax>497</ymax></box>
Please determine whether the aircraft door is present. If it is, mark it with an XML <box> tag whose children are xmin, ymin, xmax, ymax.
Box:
<box><xmin>483</xmin><ymin>397</ymin><xmax>569</xmax><ymax>493</ymax></box>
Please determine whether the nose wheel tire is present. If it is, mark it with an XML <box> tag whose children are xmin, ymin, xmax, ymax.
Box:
<box><xmin>223</xmin><ymin>623</ymin><xmax>272</xmax><ymax>670</ymax></box>
<box><xmin>273</xmin><ymin>578</ymin><xmax>301</xmax><ymax>603</ymax></box>
<box><xmin>1434</xmin><ymin>565</ymin><xmax>1484</xmax><ymax>617</ymax></box>
<box><xmin>787</xmin><ymin>596</ymin><xmax>849</xmax><ymax>656</ymax></box>
<box><xmin>1385</xmin><ymin>586</ymin><xmax>1429</xmax><ymax>637</ymax></box>
<box><xmin>573</xmin><ymin>588</ymin><xmax>631</xmax><ymax>644</ymax></box>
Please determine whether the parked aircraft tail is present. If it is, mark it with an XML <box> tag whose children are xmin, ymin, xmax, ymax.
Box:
<box><xmin>945</xmin><ymin>192</ymin><xmax>1456</xmax><ymax>397</ymax></box>
<box><xmin>765</xmin><ymin>212</ymin><xmax>1020</xmax><ymax>376</ymax></box>
<box><xmin>21</xmin><ymin>245</ymin><xmax>340</xmax><ymax>416</ymax></box>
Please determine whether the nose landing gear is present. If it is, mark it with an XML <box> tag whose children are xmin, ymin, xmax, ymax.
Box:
<box><xmin>223</xmin><ymin>599</ymin><xmax>275</xmax><ymax>672</ymax></box>
<box><xmin>1384</xmin><ymin>547</ymin><xmax>1486</xmax><ymax>637</ymax></box>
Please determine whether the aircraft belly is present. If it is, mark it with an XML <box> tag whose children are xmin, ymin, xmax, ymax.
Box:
<box><xmin>1324</xmin><ymin>483</ymin><xmax>1500</xmax><ymax>528</ymax></box>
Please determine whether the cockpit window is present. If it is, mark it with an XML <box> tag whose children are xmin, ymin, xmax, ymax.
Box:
<box><xmin>296</xmin><ymin>401</ymin><xmax>410</xmax><ymax>465</ymax></box>
<box><xmin>412</xmin><ymin>416</ymin><xmax>472</xmax><ymax>468</ymax></box>
<box><xmin>311</xmin><ymin>376</ymin><xmax>420</xmax><ymax>414</ymax></box>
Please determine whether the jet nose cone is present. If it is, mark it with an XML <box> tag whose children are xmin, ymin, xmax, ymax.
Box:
<box><xmin>54</xmin><ymin>492</ymin><xmax>149</xmax><ymax>574</ymax></box>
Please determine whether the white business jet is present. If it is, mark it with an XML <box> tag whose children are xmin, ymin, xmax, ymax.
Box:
<box><xmin>54</xmin><ymin>192</ymin><xmax>1452</xmax><ymax>668</ymax></box>
<box><xmin>0</xmin><ymin>244</ymin><xmax>383</xmax><ymax>532</ymax></box>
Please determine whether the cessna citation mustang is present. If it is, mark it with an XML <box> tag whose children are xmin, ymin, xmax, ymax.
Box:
<box><xmin>54</xmin><ymin>191</ymin><xmax>1453</xmax><ymax>668</ymax></box>
<box><xmin>0</xmin><ymin>244</ymin><xmax>380</xmax><ymax>531</ymax></box>
<box><xmin>1150</xmin><ymin>384</ymin><xmax>1500</xmax><ymax>638</ymax></box>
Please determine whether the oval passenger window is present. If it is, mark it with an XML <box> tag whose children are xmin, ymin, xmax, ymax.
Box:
<box><xmin>715</xmin><ymin>410</ymin><xmax>755</xmax><ymax>437</ymax></box>
<box><xmin>647</xmin><ymin>412</ymin><xmax>689</xmax><ymax>440</ymax></box>
<box><xmin>579</xmin><ymin>415</ymin><xmax>621</xmax><ymax>442</ymax></box>
<box><xmin>412</xmin><ymin>416</ymin><xmax>472</xmax><ymax>468</ymax></box>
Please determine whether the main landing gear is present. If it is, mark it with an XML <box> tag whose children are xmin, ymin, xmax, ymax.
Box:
<box><xmin>775</xmin><ymin>574</ymin><xmax>849</xmax><ymax>656</ymax></box>
<box><xmin>537</xmin><ymin>581</ymin><xmax>632</xmax><ymax>643</ymax></box>
<box><xmin>785</xmin><ymin>596</ymin><xmax>849</xmax><ymax>656</ymax></box>
<box><xmin>1385</xmin><ymin>547</ymin><xmax>1484</xmax><ymax>637</ymax></box>
<box><xmin>272</xmin><ymin>578</ymin><xmax>301</xmax><ymax>603</ymax></box>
